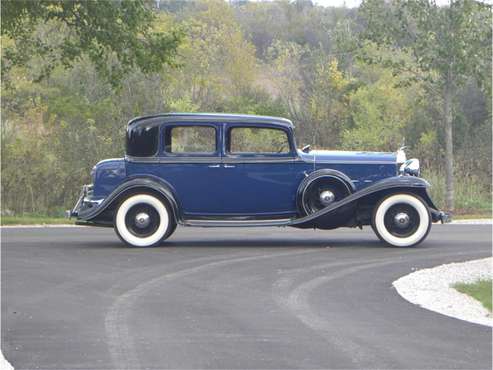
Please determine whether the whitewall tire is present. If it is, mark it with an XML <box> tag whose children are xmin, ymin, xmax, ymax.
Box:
<box><xmin>372</xmin><ymin>193</ymin><xmax>431</xmax><ymax>247</ymax></box>
<box><xmin>114</xmin><ymin>194</ymin><xmax>175</xmax><ymax>247</ymax></box>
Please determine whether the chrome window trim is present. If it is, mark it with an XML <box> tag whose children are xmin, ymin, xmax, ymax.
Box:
<box><xmin>162</xmin><ymin>123</ymin><xmax>220</xmax><ymax>157</ymax></box>
<box><xmin>227</xmin><ymin>126</ymin><xmax>292</xmax><ymax>155</ymax></box>
<box><xmin>126</xmin><ymin>155</ymin><xmax>397</xmax><ymax>165</ymax></box>
<box><xmin>222</xmin><ymin>157</ymin><xmax>299</xmax><ymax>164</ymax></box>
<box><xmin>304</xmin><ymin>159</ymin><xmax>397</xmax><ymax>165</ymax></box>
<box><xmin>223</xmin><ymin>123</ymin><xmax>297</xmax><ymax>161</ymax></box>
<box><xmin>126</xmin><ymin>155</ymin><xmax>298</xmax><ymax>164</ymax></box>
<box><xmin>125</xmin><ymin>155</ymin><xmax>220</xmax><ymax>164</ymax></box>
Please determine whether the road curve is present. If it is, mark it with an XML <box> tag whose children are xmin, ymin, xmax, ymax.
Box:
<box><xmin>2</xmin><ymin>224</ymin><xmax>491</xmax><ymax>369</ymax></box>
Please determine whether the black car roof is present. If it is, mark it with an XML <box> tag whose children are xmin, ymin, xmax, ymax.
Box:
<box><xmin>127</xmin><ymin>113</ymin><xmax>294</xmax><ymax>129</ymax></box>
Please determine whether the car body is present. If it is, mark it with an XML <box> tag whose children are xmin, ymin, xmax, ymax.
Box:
<box><xmin>69</xmin><ymin>113</ymin><xmax>449</xmax><ymax>247</ymax></box>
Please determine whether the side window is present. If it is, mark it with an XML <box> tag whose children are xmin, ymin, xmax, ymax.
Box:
<box><xmin>165</xmin><ymin>126</ymin><xmax>216</xmax><ymax>154</ymax></box>
<box><xmin>229</xmin><ymin>127</ymin><xmax>290</xmax><ymax>154</ymax></box>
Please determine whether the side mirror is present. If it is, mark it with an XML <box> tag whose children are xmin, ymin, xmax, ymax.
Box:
<box><xmin>302</xmin><ymin>144</ymin><xmax>311</xmax><ymax>153</ymax></box>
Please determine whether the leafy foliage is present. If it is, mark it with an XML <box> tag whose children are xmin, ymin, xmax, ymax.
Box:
<box><xmin>343</xmin><ymin>61</ymin><xmax>422</xmax><ymax>151</ymax></box>
<box><xmin>359</xmin><ymin>0</ymin><xmax>492</xmax><ymax>209</ymax></box>
<box><xmin>1</xmin><ymin>0</ymin><xmax>491</xmax><ymax>216</ymax></box>
<box><xmin>2</xmin><ymin>0</ymin><xmax>182</xmax><ymax>86</ymax></box>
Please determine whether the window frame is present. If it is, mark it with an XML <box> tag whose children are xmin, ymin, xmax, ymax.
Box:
<box><xmin>225</xmin><ymin>124</ymin><xmax>295</xmax><ymax>158</ymax></box>
<box><xmin>162</xmin><ymin>123</ymin><xmax>220</xmax><ymax>157</ymax></box>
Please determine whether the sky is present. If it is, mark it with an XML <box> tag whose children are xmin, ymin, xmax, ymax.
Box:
<box><xmin>299</xmin><ymin>0</ymin><xmax>492</xmax><ymax>8</ymax></box>
<box><xmin>313</xmin><ymin>0</ymin><xmax>361</xmax><ymax>7</ymax></box>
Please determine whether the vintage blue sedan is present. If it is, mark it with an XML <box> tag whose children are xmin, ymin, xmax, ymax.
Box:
<box><xmin>69</xmin><ymin>113</ymin><xmax>449</xmax><ymax>247</ymax></box>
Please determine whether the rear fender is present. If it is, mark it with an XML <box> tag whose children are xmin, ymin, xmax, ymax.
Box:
<box><xmin>77</xmin><ymin>175</ymin><xmax>181</xmax><ymax>223</ymax></box>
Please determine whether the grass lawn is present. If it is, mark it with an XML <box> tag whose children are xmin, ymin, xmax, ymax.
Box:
<box><xmin>1</xmin><ymin>216</ymin><xmax>74</xmax><ymax>226</ymax></box>
<box><xmin>454</xmin><ymin>279</ymin><xmax>492</xmax><ymax>312</ymax></box>
<box><xmin>453</xmin><ymin>213</ymin><xmax>492</xmax><ymax>220</ymax></box>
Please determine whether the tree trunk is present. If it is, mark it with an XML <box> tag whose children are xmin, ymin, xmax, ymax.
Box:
<box><xmin>444</xmin><ymin>81</ymin><xmax>454</xmax><ymax>211</ymax></box>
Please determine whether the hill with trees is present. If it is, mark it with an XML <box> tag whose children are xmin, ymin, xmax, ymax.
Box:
<box><xmin>1</xmin><ymin>0</ymin><xmax>491</xmax><ymax>216</ymax></box>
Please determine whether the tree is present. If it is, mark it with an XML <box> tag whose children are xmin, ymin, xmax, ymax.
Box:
<box><xmin>267</xmin><ymin>40</ymin><xmax>307</xmax><ymax>126</ymax></box>
<box><xmin>1</xmin><ymin>0</ymin><xmax>182</xmax><ymax>86</ymax></box>
<box><xmin>164</xmin><ymin>0</ymin><xmax>257</xmax><ymax>110</ymax></box>
<box><xmin>343</xmin><ymin>66</ymin><xmax>421</xmax><ymax>151</ymax></box>
<box><xmin>308</xmin><ymin>58</ymin><xmax>352</xmax><ymax>148</ymax></box>
<box><xmin>1</xmin><ymin>0</ymin><xmax>490</xmax><ymax>216</ymax></box>
<box><xmin>360</xmin><ymin>0</ymin><xmax>492</xmax><ymax>211</ymax></box>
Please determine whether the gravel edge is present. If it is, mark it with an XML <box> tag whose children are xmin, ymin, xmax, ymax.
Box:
<box><xmin>1</xmin><ymin>350</ymin><xmax>14</xmax><ymax>370</ymax></box>
<box><xmin>393</xmin><ymin>257</ymin><xmax>493</xmax><ymax>327</ymax></box>
<box><xmin>451</xmin><ymin>219</ymin><xmax>492</xmax><ymax>225</ymax></box>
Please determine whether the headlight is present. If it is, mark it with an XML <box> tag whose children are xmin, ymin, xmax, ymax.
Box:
<box><xmin>396</xmin><ymin>147</ymin><xmax>407</xmax><ymax>164</ymax></box>
<box><xmin>399</xmin><ymin>158</ymin><xmax>420</xmax><ymax>176</ymax></box>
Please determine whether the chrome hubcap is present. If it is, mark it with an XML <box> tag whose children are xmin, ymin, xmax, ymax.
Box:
<box><xmin>394</xmin><ymin>212</ymin><xmax>410</xmax><ymax>228</ymax></box>
<box><xmin>135</xmin><ymin>212</ymin><xmax>151</xmax><ymax>228</ymax></box>
<box><xmin>319</xmin><ymin>190</ymin><xmax>336</xmax><ymax>206</ymax></box>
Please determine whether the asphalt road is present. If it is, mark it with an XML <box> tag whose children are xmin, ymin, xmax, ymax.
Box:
<box><xmin>2</xmin><ymin>224</ymin><xmax>492</xmax><ymax>370</ymax></box>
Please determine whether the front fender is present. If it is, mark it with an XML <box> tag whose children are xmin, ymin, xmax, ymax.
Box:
<box><xmin>291</xmin><ymin>176</ymin><xmax>438</xmax><ymax>228</ymax></box>
<box><xmin>77</xmin><ymin>175</ymin><xmax>181</xmax><ymax>222</ymax></box>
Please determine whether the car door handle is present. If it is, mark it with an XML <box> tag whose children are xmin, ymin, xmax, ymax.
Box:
<box><xmin>223</xmin><ymin>164</ymin><xmax>236</xmax><ymax>168</ymax></box>
<box><xmin>208</xmin><ymin>164</ymin><xmax>220</xmax><ymax>168</ymax></box>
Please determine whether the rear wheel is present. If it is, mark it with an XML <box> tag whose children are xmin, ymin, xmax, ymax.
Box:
<box><xmin>372</xmin><ymin>193</ymin><xmax>431</xmax><ymax>247</ymax></box>
<box><xmin>114</xmin><ymin>194</ymin><xmax>176</xmax><ymax>247</ymax></box>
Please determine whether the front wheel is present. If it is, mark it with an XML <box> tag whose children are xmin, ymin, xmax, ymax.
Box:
<box><xmin>114</xmin><ymin>194</ymin><xmax>176</xmax><ymax>247</ymax></box>
<box><xmin>371</xmin><ymin>193</ymin><xmax>431</xmax><ymax>247</ymax></box>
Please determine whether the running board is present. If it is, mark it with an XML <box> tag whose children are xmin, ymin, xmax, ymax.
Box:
<box><xmin>181</xmin><ymin>218</ymin><xmax>293</xmax><ymax>228</ymax></box>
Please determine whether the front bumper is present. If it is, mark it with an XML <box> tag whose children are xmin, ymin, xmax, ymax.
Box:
<box><xmin>431</xmin><ymin>209</ymin><xmax>452</xmax><ymax>224</ymax></box>
<box><xmin>66</xmin><ymin>184</ymin><xmax>104</xmax><ymax>219</ymax></box>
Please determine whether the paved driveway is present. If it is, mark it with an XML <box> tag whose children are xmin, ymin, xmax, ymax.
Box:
<box><xmin>2</xmin><ymin>224</ymin><xmax>491</xmax><ymax>369</ymax></box>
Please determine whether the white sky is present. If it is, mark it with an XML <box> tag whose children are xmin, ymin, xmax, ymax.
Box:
<box><xmin>290</xmin><ymin>0</ymin><xmax>493</xmax><ymax>8</ymax></box>
<box><xmin>312</xmin><ymin>0</ymin><xmax>361</xmax><ymax>7</ymax></box>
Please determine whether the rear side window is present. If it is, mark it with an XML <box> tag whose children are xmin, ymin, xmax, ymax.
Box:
<box><xmin>126</xmin><ymin>124</ymin><xmax>159</xmax><ymax>157</ymax></box>
<box><xmin>165</xmin><ymin>126</ymin><xmax>216</xmax><ymax>154</ymax></box>
<box><xmin>229</xmin><ymin>127</ymin><xmax>290</xmax><ymax>154</ymax></box>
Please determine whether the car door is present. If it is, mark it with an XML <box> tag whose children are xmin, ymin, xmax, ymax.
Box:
<box><xmin>219</xmin><ymin>123</ymin><xmax>299</xmax><ymax>217</ymax></box>
<box><xmin>155</xmin><ymin>122</ymin><xmax>225</xmax><ymax>217</ymax></box>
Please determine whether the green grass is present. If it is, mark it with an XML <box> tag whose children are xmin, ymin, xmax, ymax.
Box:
<box><xmin>454</xmin><ymin>279</ymin><xmax>492</xmax><ymax>312</ymax></box>
<box><xmin>1</xmin><ymin>215</ymin><xmax>74</xmax><ymax>226</ymax></box>
<box><xmin>453</xmin><ymin>213</ymin><xmax>492</xmax><ymax>220</ymax></box>
<box><xmin>422</xmin><ymin>169</ymin><xmax>492</xmax><ymax>214</ymax></box>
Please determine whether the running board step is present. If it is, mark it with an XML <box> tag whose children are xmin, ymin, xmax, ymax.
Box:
<box><xmin>182</xmin><ymin>219</ymin><xmax>292</xmax><ymax>227</ymax></box>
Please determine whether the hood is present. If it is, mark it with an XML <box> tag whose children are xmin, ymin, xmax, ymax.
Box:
<box><xmin>298</xmin><ymin>150</ymin><xmax>397</xmax><ymax>164</ymax></box>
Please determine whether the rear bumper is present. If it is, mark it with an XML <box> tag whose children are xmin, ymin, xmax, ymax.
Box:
<box><xmin>66</xmin><ymin>184</ymin><xmax>104</xmax><ymax>219</ymax></box>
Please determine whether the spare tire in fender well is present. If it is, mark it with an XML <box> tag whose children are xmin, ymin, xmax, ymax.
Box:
<box><xmin>296</xmin><ymin>169</ymin><xmax>355</xmax><ymax>216</ymax></box>
<box><xmin>294</xmin><ymin>169</ymin><xmax>356</xmax><ymax>229</ymax></box>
